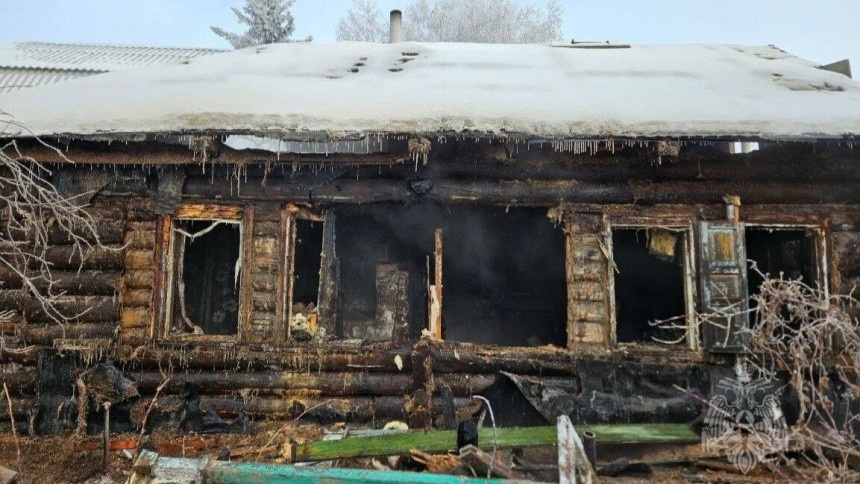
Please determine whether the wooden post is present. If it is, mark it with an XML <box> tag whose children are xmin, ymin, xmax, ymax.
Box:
<box><xmin>407</xmin><ymin>340</ymin><xmax>435</xmax><ymax>431</ymax></box>
<box><xmin>316</xmin><ymin>211</ymin><xmax>339</xmax><ymax>337</ymax></box>
<box><xmin>557</xmin><ymin>415</ymin><xmax>595</xmax><ymax>484</ymax></box>
<box><xmin>428</xmin><ymin>229</ymin><xmax>443</xmax><ymax>339</ymax></box>
<box><xmin>239</xmin><ymin>206</ymin><xmax>255</xmax><ymax>341</ymax></box>
<box><xmin>102</xmin><ymin>402</ymin><xmax>111</xmax><ymax>471</ymax></box>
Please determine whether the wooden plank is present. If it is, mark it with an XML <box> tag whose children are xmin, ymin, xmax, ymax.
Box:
<box><xmin>175</xmin><ymin>203</ymin><xmax>243</xmax><ymax>220</ymax></box>
<box><xmin>151</xmin><ymin>214</ymin><xmax>171</xmax><ymax>340</ymax></box>
<box><xmin>294</xmin><ymin>424</ymin><xmax>698</xmax><ymax>462</ymax></box>
<box><xmin>430</xmin><ymin>229</ymin><xmax>443</xmax><ymax>339</ymax></box>
<box><xmin>274</xmin><ymin>206</ymin><xmax>290</xmax><ymax>343</ymax></box>
<box><xmin>316</xmin><ymin>210</ymin><xmax>338</xmax><ymax>336</ymax></box>
<box><xmin>240</xmin><ymin>206</ymin><xmax>255</xmax><ymax>342</ymax></box>
<box><xmin>558</xmin><ymin>415</ymin><xmax>595</xmax><ymax>484</ymax></box>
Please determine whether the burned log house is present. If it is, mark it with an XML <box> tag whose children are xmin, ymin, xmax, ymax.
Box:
<box><xmin>1</xmin><ymin>41</ymin><xmax>859</xmax><ymax>434</ymax></box>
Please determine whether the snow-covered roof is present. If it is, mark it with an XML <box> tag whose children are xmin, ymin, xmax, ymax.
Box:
<box><xmin>2</xmin><ymin>42</ymin><xmax>858</xmax><ymax>140</ymax></box>
<box><xmin>0</xmin><ymin>42</ymin><xmax>224</xmax><ymax>94</ymax></box>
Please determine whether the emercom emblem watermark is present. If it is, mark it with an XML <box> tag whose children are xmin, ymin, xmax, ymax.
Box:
<box><xmin>702</xmin><ymin>362</ymin><xmax>788</xmax><ymax>474</ymax></box>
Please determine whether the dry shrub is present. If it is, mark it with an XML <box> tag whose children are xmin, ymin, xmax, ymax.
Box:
<box><xmin>745</xmin><ymin>268</ymin><xmax>860</xmax><ymax>480</ymax></box>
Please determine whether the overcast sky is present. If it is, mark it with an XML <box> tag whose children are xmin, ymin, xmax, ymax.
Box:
<box><xmin>0</xmin><ymin>0</ymin><xmax>857</xmax><ymax>68</ymax></box>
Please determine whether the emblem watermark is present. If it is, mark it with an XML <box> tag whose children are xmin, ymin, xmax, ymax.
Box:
<box><xmin>701</xmin><ymin>361</ymin><xmax>788</xmax><ymax>474</ymax></box>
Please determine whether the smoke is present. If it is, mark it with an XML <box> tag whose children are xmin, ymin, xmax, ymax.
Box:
<box><xmin>334</xmin><ymin>202</ymin><xmax>567</xmax><ymax>346</ymax></box>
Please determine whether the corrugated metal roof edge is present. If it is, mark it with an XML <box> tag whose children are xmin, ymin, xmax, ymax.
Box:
<box><xmin>13</xmin><ymin>40</ymin><xmax>226</xmax><ymax>53</ymax></box>
<box><xmin>0</xmin><ymin>65</ymin><xmax>106</xmax><ymax>73</ymax></box>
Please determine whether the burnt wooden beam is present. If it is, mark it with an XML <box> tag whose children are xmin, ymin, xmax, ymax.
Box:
<box><xmin>196</xmin><ymin>395</ymin><xmax>472</xmax><ymax>422</ymax></box>
<box><xmin>18</xmin><ymin>141</ymin><xmax>409</xmax><ymax>166</ymax></box>
<box><xmin>185</xmin><ymin>176</ymin><xmax>860</xmax><ymax>205</ymax></box>
<box><xmin>116</xmin><ymin>340</ymin><xmax>579</xmax><ymax>376</ymax></box>
<box><xmin>116</xmin><ymin>342</ymin><xmax>412</xmax><ymax>372</ymax></box>
<box><xmin>130</xmin><ymin>370</ymin><xmax>495</xmax><ymax>397</ymax></box>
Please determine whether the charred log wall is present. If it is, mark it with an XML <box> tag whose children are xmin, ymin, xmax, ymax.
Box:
<box><xmin>3</xmin><ymin>140</ymin><xmax>860</xmax><ymax>430</ymax></box>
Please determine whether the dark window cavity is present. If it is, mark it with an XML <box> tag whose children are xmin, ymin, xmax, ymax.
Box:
<box><xmin>293</xmin><ymin>219</ymin><xmax>324</xmax><ymax>306</ymax></box>
<box><xmin>170</xmin><ymin>220</ymin><xmax>241</xmax><ymax>336</ymax></box>
<box><xmin>333</xmin><ymin>204</ymin><xmax>567</xmax><ymax>347</ymax></box>
<box><xmin>612</xmin><ymin>228</ymin><xmax>687</xmax><ymax>344</ymax></box>
<box><xmin>745</xmin><ymin>228</ymin><xmax>818</xmax><ymax>296</ymax></box>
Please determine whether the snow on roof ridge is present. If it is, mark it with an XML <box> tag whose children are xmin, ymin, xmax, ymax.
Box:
<box><xmin>2</xmin><ymin>42</ymin><xmax>858</xmax><ymax>139</ymax></box>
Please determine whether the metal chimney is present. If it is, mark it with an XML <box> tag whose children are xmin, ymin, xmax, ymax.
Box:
<box><xmin>390</xmin><ymin>10</ymin><xmax>402</xmax><ymax>43</ymax></box>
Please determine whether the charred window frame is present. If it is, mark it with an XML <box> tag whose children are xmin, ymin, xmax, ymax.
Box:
<box><xmin>743</xmin><ymin>223</ymin><xmax>828</xmax><ymax>300</ymax></box>
<box><xmin>606</xmin><ymin>222</ymin><xmax>699</xmax><ymax>349</ymax></box>
<box><xmin>280</xmin><ymin>205</ymin><xmax>328</xmax><ymax>343</ymax></box>
<box><xmin>154</xmin><ymin>204</ymin><xmax>251</xmax><ymax>342</ymax></box>
<box><xmin>698</xmin><ymin>218</ymin><xmax>829</xmax><ymax>353</ymax></box>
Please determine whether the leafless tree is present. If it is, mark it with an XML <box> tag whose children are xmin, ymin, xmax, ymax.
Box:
<box><xmin>0</xmin><ymin>111</ymin><xmax>105</xmax><ymax>327</ymax></box>
<box><xmin>336</xmin><ymin>0</ymin><xmax>564</xmax><ymax>43</ymax></box>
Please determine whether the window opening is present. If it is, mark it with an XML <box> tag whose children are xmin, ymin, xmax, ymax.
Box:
<box><xmin>290</xmin><ymin>219</ymin><xmax>324</xmax><ymax>339</ymax></box>
<box><xmin>612</xmin><ymin>228</ymin><xmax>687</xmax><ymax>344</ymax></box>
<box><xmin>333</xmin><ymin>204</ymin><xmax>567</xmax><ymax>346</ymax></box>
<box><xmin>745</xmin><ymin>228</ymin><xmax>817</xmax><ymax>297</ymax></box>
<box><xmin>170</xmin><ymin>219</ymin><xmax>241</xmax><ymax>336</ymax></box>
<box><xmin>745</xmin><ymin>228</ymin><xmax>819</xmax><ymax>332</ymax></box>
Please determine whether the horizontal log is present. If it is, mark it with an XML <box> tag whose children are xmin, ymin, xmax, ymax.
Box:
<box><xmin>130</xmin><ymin>371</ymin><xmax>495</xmax><ymax>397</ymax></box>
<box><xmin>124</xmin><ymin>270</ymin><xmax>155</xmax><ymax>290</ymax></box>
<box><xmin>22</xmin><ymin>141</ymin><xmax>411</xmax><ymax>166</ymax></box>
<box><xmin>0</xmin><ymin>345</ymin><xmax>38</xmax><ymax>365</ymax></box>
<box><xmin>122</xmin><ymin>289</ymin><xmax>152</xmax><ymax>308</ymax></box>
<box><xmin>116</xmin><ymin>340</ymin><xmax>578</xmax><ymax>376</ymax></box>
<box><xmin>0</xmin><ymin>292</ymin><xmax>119</xmax><ymax>323</ymax></box>
<box><xmin>428</xmin><ymin>341</ymin><xmax>578</xmax><ymax>376</ymax></box>
<box><xmin>124</xmin><ymin>228</ymin><xmax>156</xmax><ymax>250</ymax></box>
<box><xmin>0</xmin><ymin>269</ymin><xmax>120</xmax><ymax>295</ymax></box>
<box><xmin>35</xmin><ymin>245</ymin><xmax>124</xmax><ymax>270</ymax></box>
<box><xmin>116</xmin><ymin>342</ymin><xmax>413</xmax><ymax>372</ymax></box>
<box><xmin>434</xmin><ymin>151</ymin><xmax>860</xmax><ymax>182</ymax></box>
<box><xmin>185</xmin><ymin>177</ymin><xmax>860</xmax><ymax>205</ymax></box>
<box><xmin>11</xmin><ymin>322</ymin><xmax>115</xmax><ymax>345</ymax></box>
<box><xmin>184</xmin><ymin>178</ymin><xmax>415</xmax><ymax>204</ymax></box>
<box><xmin>24</xmin><ymin>295</ymin><xmax>120</xmax><ymax>324</ymax></box>
<box><xmin>0</xmin><ymin>365</ymin><xmax>38</xmax><ymax>395</ymax></box>
<box><xmin>196</xmin><ymin>395</ymin><xmax>471</xmax><ymax>421</ymax></box>
<box><xmin>121</xmin><ymin>308</ymin><xmax>150</xmax><ymax>329</ymax></box>
<box><xmin>120</xmin><ymin>327</ymin><xmax>149</xmax><ymax>346</ymax></box>
<box><xmin>124</xmin><ymin>249</ymin><xmax>154</xmax><ymax>271</ymax></box>
<box><xmin>47</xmin><ymin>219</ymin><xmax>125</xmax><ymax>245</ymax></box>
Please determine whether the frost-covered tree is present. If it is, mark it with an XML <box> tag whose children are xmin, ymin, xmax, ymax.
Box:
<box><xmin>336</xmin><ymin>0</ymin><xmax>388</xmax><ymax>43</ymax></box>
<box><xmin>336</xmin><ymin>0</ymin><xmax>563</xmax><ymax>43</ymax></box>
<box><xmin>211</xmin><ymin>0</ymin><xmax>311</xmax><ymax>49</ymax></box>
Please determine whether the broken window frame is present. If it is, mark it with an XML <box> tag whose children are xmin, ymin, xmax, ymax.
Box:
<box><xmin>742</xmin><ymin>222</ymin><xmax>829</xmax><ymax>301</ymax></box>
<box><xmin>606</xmin><ymin>221</ymin><xmax>699</xmax><ymax>350</ymax></box>
<box><xmin>154</xmin><ymin>204</ymin><xmax>251</xmax><ymax>343</ymax></box>
<box><xmin>279</xmin><ymin>205</ymin><xmax>332</xmax><ymax>343</ymax></box>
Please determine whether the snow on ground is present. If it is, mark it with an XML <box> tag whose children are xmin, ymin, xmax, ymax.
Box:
<box><xmin>1</xmin><ymin>42</ymin><xmax>858</xmax><ymax>140</ymax></box>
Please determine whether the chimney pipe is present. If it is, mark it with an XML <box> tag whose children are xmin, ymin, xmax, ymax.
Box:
<box><xmin>390</xmin><ymin>10</ymin><xmax>402</xmax><ymax>43</ymax></box>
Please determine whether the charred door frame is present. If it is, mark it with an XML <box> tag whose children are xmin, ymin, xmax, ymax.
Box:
<box><xmin>605</xmin><ymin>220</ymin><xmax>699</xmax><ymax>351</ymax></box>
<box><xmin>153</xmin><ymin>203</ymin><xmax>252</xmax><ymax>343</ymax></box>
